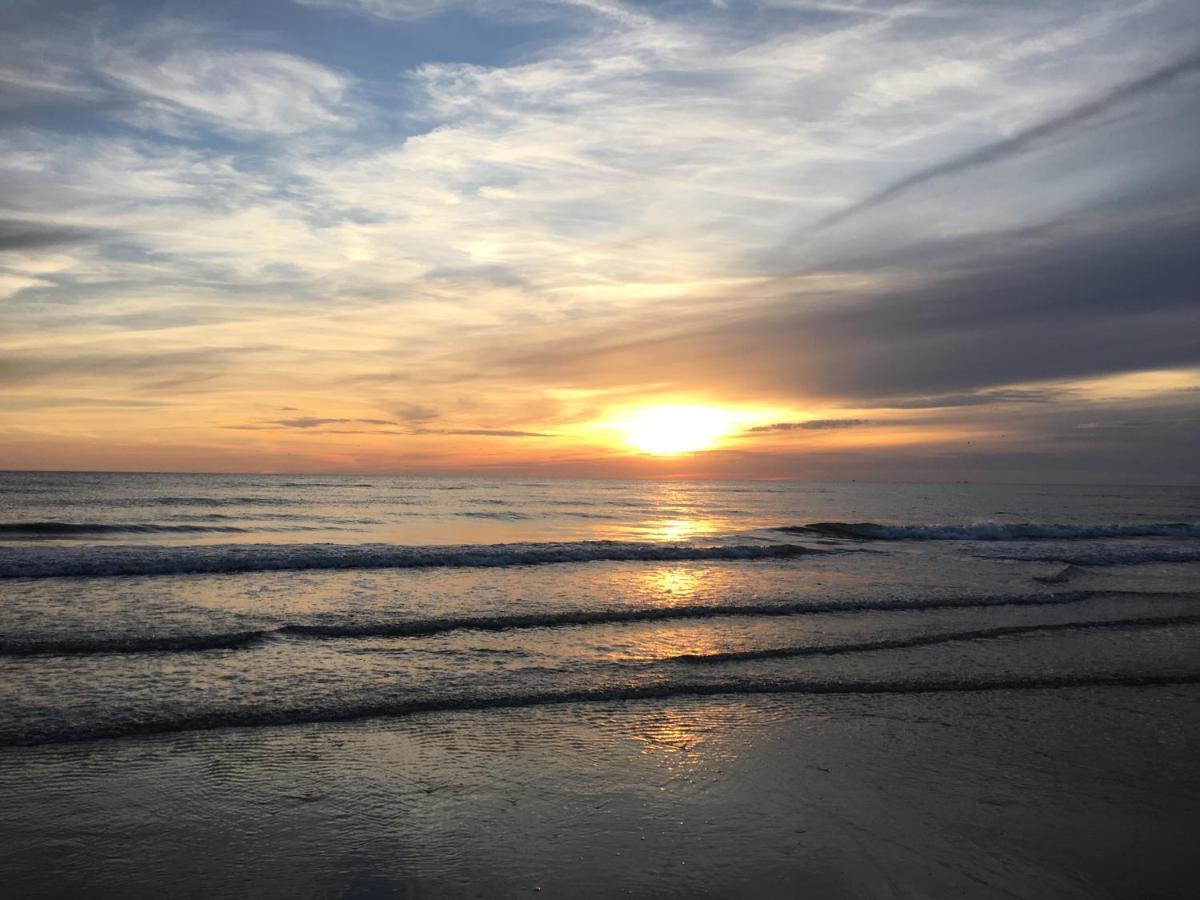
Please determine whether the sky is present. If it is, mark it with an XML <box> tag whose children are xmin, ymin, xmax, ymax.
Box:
<box><xmin>1</xmin><ymin>0</ymin><xmax>1197</xmax><ymax>481</ymax></box>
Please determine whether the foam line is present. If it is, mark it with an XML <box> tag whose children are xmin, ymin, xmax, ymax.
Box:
<box><xmin>6</xmin><ymin>671</ymin><xmax>1199</xmax><ymax>748</ymax></box>
<box><xmin>671</xmin><ymin>615</ymin><xmax>1200</xmax><ymax>663</ymax></box>
<box><xmin>0</xmin><ymin>592</ymin><xmax>1101</xmax><ymax>656</ymax></box>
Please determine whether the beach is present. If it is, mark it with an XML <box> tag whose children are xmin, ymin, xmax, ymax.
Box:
<box><xmin>1</xmin><ymin>473</ymin><xmax>1198</xmax><ymax>897</ymax></box>
<box><xmin>3</xmin><ymin>690</ymin><xmax>1198</xmax><ymax>898</ymax></box>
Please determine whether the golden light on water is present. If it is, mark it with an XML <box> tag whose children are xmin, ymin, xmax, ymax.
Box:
<box><xmin>646</xmin><ymin>566</ymin><xmax>703</xmax><ymax>601</ymax></box>
<box><xmin>647</xmin><ymin>518</ymin><xmax>719</xmax><ymax>543</ymax></box>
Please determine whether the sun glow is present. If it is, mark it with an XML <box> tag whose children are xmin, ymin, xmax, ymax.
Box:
<box><xmin>620</xmin><ymin>405</ymin><xmax>740</xmax><ymax>455</ymax></box>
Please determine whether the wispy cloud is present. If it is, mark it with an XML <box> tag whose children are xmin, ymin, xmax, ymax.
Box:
<box><xmin>96</xmin><ymin>22</ymin><xmax>356</xmax><ymax>136</ymax></box>
<box><xmin>291</xmin><ymin>0</ymin><xmax>461</xmax><ymax>21</ymax></box>
<box><xmin>0</xmin><ymin>219</ymin><xmax>100</xmax><ymax>251</ymax></box>
<box><xmin>812</xmin><ymin>51</ymin><xmax>1200</xmax><ymax>229</ymax></box>
<box><xmin>271</xmin><ymin>417</ymin><xmax>398</xmax><ymax>428</ymax></box>
<box><xmin>226</xmin><ymin>416</ymin><xmax>552</xmax><ymax>438</ymax></box>
<box><xmin>874</xmin><ymin>390</ymin><xmax>1061</xmax><ymax>410</ymax></box>
<box><xmin>414</xmin><ymin>428</ymin><xmax>554</xmax><ymax>437</ymax></box>
<box><xmin>749</xmin><ymin>419</ymin><xmax>868</xmax><ymax>432</ymax></box>
<box><xmin>0</xmin><ymin>347</ymin><xmax>274</xmax><ymax>404</ymax></box>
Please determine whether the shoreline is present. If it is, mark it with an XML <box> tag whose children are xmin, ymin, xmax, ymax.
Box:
<box><xmin>3</xmin><ymin>687</ymin><xmax>1198</xmax><ymax>898</ymax></box>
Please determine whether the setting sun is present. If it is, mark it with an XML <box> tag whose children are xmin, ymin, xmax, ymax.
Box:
<box><xmin>620</xmin><ymin>405</ymin><xmax>740</xmax><ymax>455</ymax></box>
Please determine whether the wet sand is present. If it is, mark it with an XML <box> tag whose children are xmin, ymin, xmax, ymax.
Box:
<box><xmin>2</xmin><ymin>686</ymin><xmax>1197</xmax><ymax>898</ymax></box>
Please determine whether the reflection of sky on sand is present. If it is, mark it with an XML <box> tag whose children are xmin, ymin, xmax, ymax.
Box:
<box><xmin>624</xmin><ymin>703</ymin><xmax>760</xmax><ymax>784</ymax></box>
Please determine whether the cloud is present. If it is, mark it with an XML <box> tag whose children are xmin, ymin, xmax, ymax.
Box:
<box><xmin>228</xmin><ymin>418</ymin><xmax>550</xmax><ymax>437</ymax></box>
<box><xmin>487</xmin><ymin>197</ymin><xmax>1200</xmax><ymax>402</ymax></box>
<box><xmin>270</xmin><ymin>417</ymin><xmax>398</xmax><ymax>428</ymax></box>
<box><xmin>396</xmin><ymin>403</ymin><xmax>440</xmax><ymax>423</ymax></box>
<box><xmin>2</xmin><ymin>0</ymin><xmax>1198</xmax><ymax>478</ymax></box>
<box><xmin>96</xmin><ymin>27</ymin><xmax>354</xmax><ymax>136</ymax></box>
<box><xmin>0</xmin><ymin>347</ymin><xmax>263</xmax><ymax>390</ymax></box>
<box><xmin>0</xmin><ymin>396</ymin><xmax>171</xmax><ymax>411</ymax></box>
<box><xmin>416</xmin><ymin>428</ymin><xmax>553</xmax><ymax>437</ymax></box>
<box><xmin>812</xmin><ymin>51</ymin><xmax>1200</xmax><ymax>229</ymax></box>
<box><xmin>0</xmin><ymin>219</ymin><xmax>99</xmax><ymax>251</ymax></box>
<box><xmin>749</xmin><ymin>419</ymin><xmax>868</xmax><ymax>432</ymax></box>
<box><xmin>0</xmin><ymin>58</ymin><xmax>103</xmax><ymax>109</ymax></box>
<box><xmin>872</xmin><ymin>389</ymin><xmax>1060</xmax><ymax>410</ymax></box>
<box><xmin>476</xmin><ymin>36</ymin><xmax>1200</xmax><ymax>411</ymax></box>
<box><xmin>0</xmin><ymin>273</ymin><xmax>50</xmax><ymax>300</ymax></box>
<box><xmin>291</xmin><ymin>0</ymin><xmax>642</xmax><ymax>24</ymax></box>
<box><xmin>292</xmin><ymin>0</ymin><xmax>463</xmax><ymax>20</ymax></box>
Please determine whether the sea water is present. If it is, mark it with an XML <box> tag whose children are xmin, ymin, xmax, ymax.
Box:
<box><xmin>1</xmin><ymin>472</ymin><xmax>1198</xmax><ymax>896</ymax></box>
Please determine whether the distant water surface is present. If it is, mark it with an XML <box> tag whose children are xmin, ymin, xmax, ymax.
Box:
<box><xmin>3</xmin><ymin>470</ymin><xmax>1199</xmax><ymax>546</ymax></box>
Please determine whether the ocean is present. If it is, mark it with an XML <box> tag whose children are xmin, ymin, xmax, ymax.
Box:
<box><xmin>1</xmin><ymin>472</ymin><xmax>1198</xmax><ymax>897</ymax></box>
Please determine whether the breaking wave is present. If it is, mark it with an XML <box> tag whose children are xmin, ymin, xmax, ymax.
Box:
<box><xmin>783</xmin><ymin>522</ymin><xmax>1200</xmax><ymax>541</ymax></box>
<box><xmin>0</xmin><ymin>522</ymin><xmax>253</xmax><ymax>536</ymax></box>
<box><xmin>0</xmin><ymin>540</ymin><xmax>816</xmax><ymax>579</ymax></box>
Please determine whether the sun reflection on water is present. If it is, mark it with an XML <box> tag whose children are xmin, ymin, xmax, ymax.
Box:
<box><xmin>644</xmin><ymin>518</ymin><xmax>719</xmax><ymax>542</ymax></box>
<box><xmin>644</xmin><ymin>566</ymin><xmax>703</xmax><ymax>603</ymax></box>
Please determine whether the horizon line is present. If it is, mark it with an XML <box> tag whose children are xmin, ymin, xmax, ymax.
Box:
<box><xmin>0</xmin><ymin>469</ymin><xmax>1195</xmax><ymax>489</ymax></box>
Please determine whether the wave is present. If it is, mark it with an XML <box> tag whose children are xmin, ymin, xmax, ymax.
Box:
<box><xmin>0</xmin><ymin>591</ymin><xmax>1099</xmax><ymax>656</ymax></box>
<box><xmin>161</xmin><ymin>513</ymin><xmax>381</xmax><ymax>524</ymax></box>
<box><xmin>980</xmin><ymin>546</ymin><xmax>1200</xmax><ymax>566</ymax></box>
<box><xmin>0</xmin><ymin>522</ymin><xmax>253</xmax><ymax>536</ymax></box>
<box><xmin>146</xmin><ymin>496</ymin><xmax>301</xmax><ymax>507</ymax></box>
<box><xmin>0</xmin><ymin>631</ymin><xmax>267</xmax><ymax>656</ymax></box>
<box><xmin>671</xmin><ymin>614</ymin><xmax>1200</xmax><ymax>664</ymax></box>
<box><xmin>783</xmin><ymin>522</ymin><xmax>1200</xmax><ymax>541</ymax></box>
<box><xmin>271</xmin><ymin>482</ymin><xmax>373</xmax><ymax>488</ymax></box>
<box><xmin>457</xmin><ymin>511</ymin><xmax>532</xmax><ymax>520</ymax></box>
<box><xmin>277</xmin><ymin>592</ymin><xmax>1098</xmax><ymax>640</ymax></box>
<box><xmin>0</xmin><ymin>540</ymin><xmax>817</xmax><ymax>579</ymax></box>
<box><xmin>6</xmin><ymin>670</ymin><xmax>1199</xmax><ymax>747</ymax></box>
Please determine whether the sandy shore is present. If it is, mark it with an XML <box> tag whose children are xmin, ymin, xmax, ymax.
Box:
<box><xmin>2</xmin><ymin>686</ymin><xmax>1197</xmax><ymax>898</ymax></box>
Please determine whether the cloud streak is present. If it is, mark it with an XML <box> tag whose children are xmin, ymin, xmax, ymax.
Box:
<box><xmin>812</xmin><ymin>51</ymin><xmax>1200</xmax><ymax>229</ymax></box>
<box><xmin>749</xmin><ymin>419</ymin><xmax>868</xmax><ymax>433</ymax></box>
<box><xmin>0</xmin><ymin>219</ymin><xmax>100</xmax><ymax>251</ymax></box>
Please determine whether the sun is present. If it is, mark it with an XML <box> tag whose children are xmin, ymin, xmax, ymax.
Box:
<box><xmin>620</xmin><ymin>405</ymin><xmax>739</xmax><ymax>455</ymax></box>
